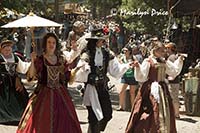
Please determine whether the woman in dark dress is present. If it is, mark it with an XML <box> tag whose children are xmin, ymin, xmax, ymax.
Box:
<box><xmin>126</xmin><ymin>41</ymin><xmax>184</xmax><ymax>133</ymax></box>
<box><xmin>0</xmin><ymin>39</ymin><xmax>29</xmax><ymax>124</ymax></box>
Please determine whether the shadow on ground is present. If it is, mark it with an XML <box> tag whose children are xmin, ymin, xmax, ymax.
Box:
<box><xmin>178</xmin><ymin>117</ymin><xmax>198</xmax><ymax>123</ymax></box>
<box><xmin>0</xmin><ymin>121</ymin><xmax>19</xmax><ymax>126</ymax></box>
<box><xmin>68</xmin><ymin>86</ymin><xmax>120</xmax><ymax>110</ymax></box>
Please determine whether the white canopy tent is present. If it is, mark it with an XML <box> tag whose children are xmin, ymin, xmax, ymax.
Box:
<box><xmin>1</xmin><ymin>12</ymin><xmax>62</xmax><ymax>53</ymax></box>
<box><xmin>1</xmin><ymin>12</ymin><xmax>62</xmax><ymax>28</ymax></box>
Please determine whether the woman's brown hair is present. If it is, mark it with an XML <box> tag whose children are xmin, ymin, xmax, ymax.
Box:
<box><xmin>42</xmin><ymin>32</ymin><xmax>61</xmax><ymax>56</ymax></box>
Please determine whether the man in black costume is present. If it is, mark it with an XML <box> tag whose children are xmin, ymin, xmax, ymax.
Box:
<box><xmin>76</xmin><ymin>29</ymin><xmax>132</xmax><ymax>133</ymax></box>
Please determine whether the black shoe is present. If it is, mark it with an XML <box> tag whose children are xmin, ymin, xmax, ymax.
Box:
<box><xmin>117</xmin><ymin>107</ymin><xmax>124</xmax><ymax>111</ymax></box>
<box><xmin>175</xmin><ymin>116</ymin><xmax>180</xmax><ymax>120</ymax></box>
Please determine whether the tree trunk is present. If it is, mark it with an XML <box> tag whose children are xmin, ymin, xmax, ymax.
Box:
<box><xmin>91</xmin><ymin>1</ymin><xmax>97</xmax><ymax>19</ymax></box>
<box><xmin>55</xmin><ymin>0</ymin><xmax>59</xmax><ymax>22</ymax></box>
<box><xmin>42</xmin><ymin>0</ymin><xmax>47</xmax><ymax>15</ymax></box>
<box><xmin>117</xmin><ymin>16</ymin><xmax>126</xmax><ymax>47</ymax></box>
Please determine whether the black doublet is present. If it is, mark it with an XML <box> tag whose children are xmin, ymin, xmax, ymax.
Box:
<box><xmin>86</xmin><ymin>47</ymin><xmax>114</xmax><ymax>85</ymax></box>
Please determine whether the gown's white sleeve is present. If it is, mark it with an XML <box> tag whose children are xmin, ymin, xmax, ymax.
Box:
<box><xmin>62</xmin><ymin>33</ymin><xmax>90</xmax><ymax>63</ymax></box>
<box><xmin>63</xmin><ymin>50</ymin><xmax>80</xmax><ymax>64</ymax></box>
<box><xmin>134</xmin><ymin>58</ymin><xmax>150</xmax><ymax>82</ymax></box>
<box><xmin>74</xmin><ymin>59</ymin><xmax>91</xmax><ymax>82</ymax></box>
<box><xmin>107</xmin><ymin>57</ymin><xmax>130</xmax><ymax>79</ymax></box>
<box><xmin>16</xmin><ymin>57</ymin><xmax>31</xmax><ymax>74</ymax></box>
<box><xmin>165</xmin><ymin>56</ymin><xmax>183</xmax><ymax>79</ymax></box>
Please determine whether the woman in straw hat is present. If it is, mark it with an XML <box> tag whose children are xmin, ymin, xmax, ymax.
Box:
<box><xmin>0</xmin><ymin>39</ymin><xmax>29</xmax><ymax>124</ymax></box>
<box><xmin>126</xmin><ymin>41</ymin><xmax>184</xmax><ymax>133</ymax></box>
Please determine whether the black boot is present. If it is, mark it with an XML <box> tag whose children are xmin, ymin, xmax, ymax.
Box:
<box><xmin>99</xmin><ymin>119</ymin><xmax>108</xmax><ymax>131</ymax></box>
<box><xmin>87</xmin><ymin>124</ymin><xmax>100</xmax><ymax>133</ymax></box>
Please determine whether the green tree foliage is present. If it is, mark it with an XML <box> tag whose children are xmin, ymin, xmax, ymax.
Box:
<box><xmin>120</xmin><ymin>0</ymin><xmax>169</xmax><ymax>36</ymax></box>
<box><xmin>1</xmin><ymin>0</ymin><xmax>44</xmax><ymax>15</ymax></box>
<box><xmin>86</xmin><ymin>0</ymin><xmax>122</xmax><ymax>18</ymax></box>
<box><xmin>0</xmin><ymin>0</ymin><xmax>47</xmax><ymax>21</ymax></box>
<box><xmin>0</xmin><ymin>0</ymin><xmax>47</xmax><ymax>39</ymax></box>
<box><xmin>85</xmin><ymin>0</ymin><xmax>169</xmax><ymax>36</ymax></box>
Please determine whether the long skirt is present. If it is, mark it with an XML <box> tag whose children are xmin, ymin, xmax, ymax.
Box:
<box><xmin>125</xmin><ymin>81</ymin><xmax>176</xmax><ymax>133</ymax></box>
<box><xmin>17</xmin><ymin>85</ymin><xmax>82</xmax><ymax>133</ymax></box>
<box><xmin>0</xmin><ymin>75</ymin><xmax>29</xmax><ymax>123</ymax></box>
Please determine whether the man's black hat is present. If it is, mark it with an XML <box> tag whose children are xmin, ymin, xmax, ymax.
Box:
<box><xmin>86</xmin><ymin>28</ymin><xmax>108</xmax><ymax>40</ymax></box>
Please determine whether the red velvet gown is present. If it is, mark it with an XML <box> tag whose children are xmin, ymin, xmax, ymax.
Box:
<box><xmin>17</xmin><ymin>56</ymin><xmax>82</xmax><ymax>133</ymax></box>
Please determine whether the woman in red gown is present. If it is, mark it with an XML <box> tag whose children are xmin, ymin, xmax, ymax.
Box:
<box><xmin>17</xmin><ymin>32</ymin><xmax>82</xmax><ymax>133</ymax></box>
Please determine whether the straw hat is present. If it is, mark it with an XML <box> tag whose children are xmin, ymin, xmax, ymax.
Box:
<box><xmin>0</xmin><ymin>38</ymin><xmax>14</xmax><ymax>49</ymax></box>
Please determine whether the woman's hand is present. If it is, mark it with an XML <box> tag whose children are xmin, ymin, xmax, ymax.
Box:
<box><xmin>179</xmin><ymin>55</ymin><xmax>186</xmax><ymax>61</ymax></box>
<box><xmin>15</xmin><ymin>77</ymin><xmax>23</xmax><ymax>92</ymax></box>
<box><xmin>31</xmin><ymin>52</ymin><xmax>37</xmax><ymax>62</ymax></box>
<box><xmin>28</xmin><ymin>52</ymin><xmax>37</xmax><ymax>80</ymax></box>
<box><xmin>129</xmin><ymin>61</ymin><xmax>139</xmax><ymax>68</ymax></box>
<box><xmin>133</xmin><ymin>61</ymin><xmax>140</xmax><ymax>67</ymax></box>
<box><xmin>71</xmin><ymin>40</ymin><xmax>77</xmax><ymax>51</ymax></box>
<box><xmin>178</xmin><ymin>53</ymin><xmax>187</xmax><ymax>61</ymax></box>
